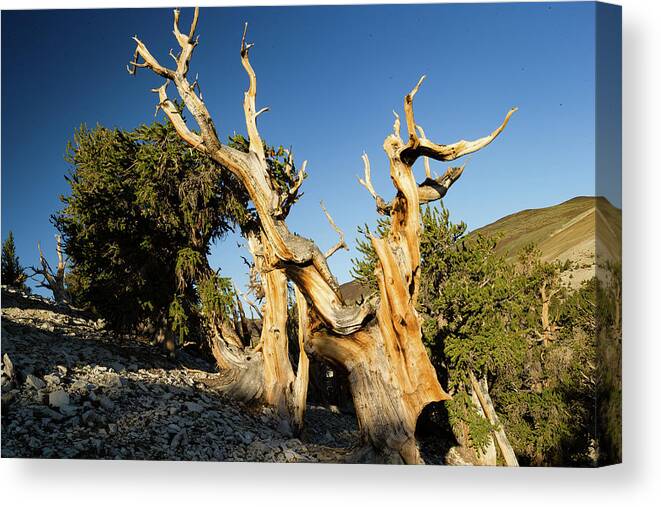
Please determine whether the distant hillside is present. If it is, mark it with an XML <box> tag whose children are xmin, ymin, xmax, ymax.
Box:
<box><xmin>342</xmin><ymin>196</ymin><xmax>621</xmax><ymax>296</ymax></box>
<box><xmin>471</xmin><ymin>196</ymin><xmax>621</xmax><ymax>287</ymax></box>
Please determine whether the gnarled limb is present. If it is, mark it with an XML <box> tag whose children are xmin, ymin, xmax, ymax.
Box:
<box><xmin>28</xmin><ymin>235</ymin><xmax>70</xmax><ymax>304</ymax></box>
<box><xmin>240</xmin><ymin>22</ymin><xmax>266</xmax><ymax>164</ymax></box>
<box><xmin>417</xmin><ymin>164</ymin><xmax>465</xmax><ymax>203</ymax></box>
<box><xmin>320</xmin><ymin>201</ymin><xmax>349</xmax><ymax>258</ymax></box>
<box><xmin>358</xmin><ymin>153</ymin><xmax>390</xmax><ymax>215</ymax></box>
<box><xmin>367</xmin><ymin>163</ymin><xmax>466</xmax><ymax>216</ymax></box>
<box><xmin>397</xmin><ymin>74</ymin><xmax>517</xmax><ymax>164</ymax></box>
<box><xmin>360</xmin><ymin>145</ymin><xmax>466</xmax><ymax>216</ymax></box>
<box><xmin>206</xmin><ymin>322</ymin><xmax>264</xmax><ymax>403</ymax></box>
<box><xmin>152</xmin><ymin>81</ymin><xmax>205</xmax><ymax>150</ymax></box>
<box><xmin>404</xmin><ymin>75</ymin><xmax>426</xmax><ymax>148</ymax></box>
<box><xmin>415</xmin><ymin>107</ymin><xmax>517</xmax><ymax>162</ymax></box>
<box><xmin>469</xmin><ymin>372</ymin><xmax>519</xmax><ymax>466</ymax></box>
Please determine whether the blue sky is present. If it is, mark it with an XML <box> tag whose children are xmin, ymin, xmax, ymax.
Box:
<box><xmin>1</xmin><ymin>3</ymin><xmax>616</xmax><ymax>295</ymax></box>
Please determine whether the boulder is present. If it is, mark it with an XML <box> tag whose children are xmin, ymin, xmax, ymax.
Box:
<box><xmin>48</xmin><ymin>389</ymin><xmax>70</xmax><ymax>408</ymax></box>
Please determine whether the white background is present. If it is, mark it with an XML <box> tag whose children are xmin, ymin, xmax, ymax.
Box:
<box><xmin>1</xmin><ymin>0</ymin><xmax>658</xmax><ymax>505</ymax></box>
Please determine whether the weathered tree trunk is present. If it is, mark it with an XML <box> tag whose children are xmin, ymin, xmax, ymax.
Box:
<box><xmin>29</xmin><ymin>235</ymin><xmax>70</xmax><ymax>304</ymax></box>
<box><xmin>207</xmin><ymin>320</ymin><xmax>264</xmax><ymax>404</ymax></box>
<box><xmin>538</xmin><ymin>281</ymin><xmax>560</xmax><ymax>347</ymax></box>
<box><xmin>446</xmin><ymin>386</ymin><xmax>498</xmax><ymax>466</ymax></box>
<box><xmin>539</xmin><ymin>282</ymin><xmax>553</xmax><ymax>346</ymax></box>
<box><xmin>256</xmin><ymin>238</ymin><xmax>310</xmax><ymax>433</ymax></box>
<box><xmin>291</xmin><ymin>287</ymin><xmax>310</xmax><ymax>432</ymax></box>
<box><xmin>202</xmin><ymin>234</ymin><xmax>309</xmax><ymax>433</ymax></box>
<box><xmin>308</xmin><ymin>320</ymin><xmax>449</xmax><ymax>464</ymax></box>
<box><xmin>469</xmin><ymin>373</ymin><xmax>519</xmax><ymax>466</ymax></box>
<box><xmin>128</xmin><ymin>7</ymin><xmax>515</xmax><ymax>462</ymax></box>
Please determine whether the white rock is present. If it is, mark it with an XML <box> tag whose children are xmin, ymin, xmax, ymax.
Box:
<box><xmin>48</xmin><ymin>389</ymin><xmax>70</xmax><ymax>408</ymax></box>
<box><xmin>2</xmin><ymin>353</ymin><xmax>14</xmax><ymax>379</ymax></box>
<box><xmin>26</xmin><ymin>374</ymin><xmax>46</xmax><ymax>390</ymax></box>
<box><xmin>43</xmin><ymin>374</ymin><xmax>61</xmax><ymax>385</ymax></box>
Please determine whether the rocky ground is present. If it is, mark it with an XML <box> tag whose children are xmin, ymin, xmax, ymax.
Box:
<box><xmin>1</xmin><ymin>287</ymin><xmax>363</xmax><ymax>463</ymax></box>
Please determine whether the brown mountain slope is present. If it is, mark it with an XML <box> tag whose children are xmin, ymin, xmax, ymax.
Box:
<box><xmin>471</xmin><ymin>196</ymin><xmax>621</xmax><ymax>287</ymax></box>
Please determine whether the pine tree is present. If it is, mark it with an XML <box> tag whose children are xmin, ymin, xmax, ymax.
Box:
<box><xmin>1</xmin><ymin>231</ymin><xmax>27</xmax><ymax>290</ymax></box>
<box><xmin>53</xmin><ymin>121</ymin><xmax>252</xmax><ymax>335</ymax></box>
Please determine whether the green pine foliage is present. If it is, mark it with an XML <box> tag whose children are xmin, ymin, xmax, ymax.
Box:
<box><xmin>53</xmin><ymin>121</ymin><xmax>251</xmax><ymax>335</ymax></box>
<box><xmin>2</xmin><ymin>231</ymin><xmax>28</xmax><ymax>290</ymax></box>
<box><xmin>198</xmin><ymin>272</ymin><xmax>235</xmax><ymax>324</ymax></box>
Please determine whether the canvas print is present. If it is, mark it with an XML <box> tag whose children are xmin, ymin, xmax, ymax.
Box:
<box><xmin>1</xmin><ymin>2</ymin><xmax>621</xmax><ymax>466</ymax></box>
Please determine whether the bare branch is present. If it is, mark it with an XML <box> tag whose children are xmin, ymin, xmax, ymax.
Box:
<box><xmin>240</xmin><ymin>22</ymin><xmax>255</xmax><ymax>54</ymax></box>
<box><xmin>392</xmin><ymin>111</ymin><xmax>401</xmax><ymax>139</ymax></box>
<box><xmin>358</xmin><ymin>153</ymin><xmax>389</xmax><ymax>215</ymax></box>
<box><xmin>55</xmin><ymin>234</ymin><xmax>66</xmax><ymax>272</ymax></box>
<box><xmin>411</xmin><ymin>107</ymin><xmax>518</xmax><ymax>162</ymax></box>
<box><xmin>275</xmin><ymin>159</ymin><xmax>307</xmax><ymax>218</ymax></box>
<box><xmin>152</xmin><ymin>81</ymin><xmax>205</xmax><ymax>151</ymax></box>
<box><xmin>291</xmin><ymin>159</ymin><xmax>307</xmax><ymax>197</ymax></box>
<box><xmin>188</xmin><ymin>6</ymin><xmax>200</xmax><ymax>41</ymax></box>
<box><xmin>320</xmin><ymin>201</ymin><xmax>349</xmax><ymax>258</ymax></box>
<box><xmin>129</xmin><ymin>9</ymin><xmax>311</xmax><ymax>278</ymax></box>
<box><xmin>240</xmin><ymin>22</ymin><xmax>266</xmax><ymax>162</ymax></box>
<box><xmin>363</xmin><ymin>162</ymin><xmax>466</xmax><ymax>217</ymax></box>
<box><xmin>237</xmin><ymin>286</ymin><xmax>263</xmax><ymax>320</ymax></box>
<box><xmin>404</xmin><ymin>75</ymin><xmax>426</xmax><ymax>145</ymax></box>
<box><xmin>170</xmin><ymin>7</ymin><xmax>200</xmax><ymax>77</ymax></box>
<box><xmin>29</xmin><ymin>239</ymin><xmax>69</xmax><ymax>304</ymax></box>
<box><xmin>128</xmin><ymin>36</ymin><xmax>175</xmax><ymax>79</ymax></box>
<box><xmin>36</xmin><ymin>241</ymin><xmax>54</xmax><ymax>276</ymax></box>
<box><xmin>129</xmin><ymin>8</ymin><xmax>229</xmax><ymax>159</ymax></box>
<box><xmin>415</xmin><ymin>164</ymin><xmax>466</xmax><ymax>205</ymax></box>
<box><xmin>470</xmin><ymin>373</ymin><xmax>519</xmax><ymax>467</ymax></box>
<box><xmin>127</xmin><ymin>46</ymin><xmax>141</xmax><ymax>75</ymax></box>
<box><xmin>172</xmin><ymin>8</ymin><xmax>184</xmax><ymax>43</ymax></box>
<box><xmin>395</xmin><ymin>74</ymin><xmax>517</xmax><ymax>164</ymax></box>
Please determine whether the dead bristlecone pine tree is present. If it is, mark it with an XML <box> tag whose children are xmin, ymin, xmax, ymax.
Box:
<box><xmin>29</xmin><ymin>235</ymin><xmax>71</xmax><ymax>304</ymax></box>
<box><xmin>128</xmin><ymin>6</ymin><xmax>516</xmax><ymax>463</ymax></box>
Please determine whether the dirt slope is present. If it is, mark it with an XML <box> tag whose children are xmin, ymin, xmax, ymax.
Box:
<box><xmin>1</xmin><ymin>287</ymin><xmax>360</xmax><ymax>462</ymax></box>
<box><xmin>472</xmin><ymin>196</ymin><xmax>621</xmax><ymax>287</ymax></box>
